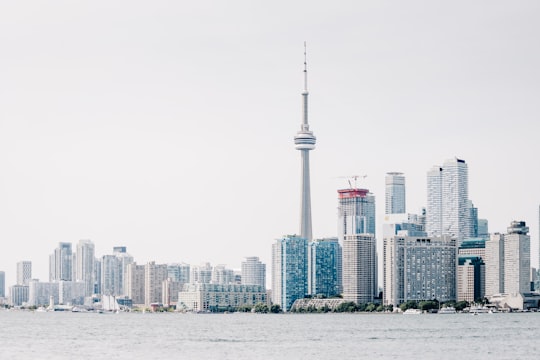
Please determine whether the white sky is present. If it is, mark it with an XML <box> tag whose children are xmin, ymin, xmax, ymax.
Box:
<box><xmin>1</xmin><ymin>1</ymin><xmax>539</xmax><ymax>287</ymax></box>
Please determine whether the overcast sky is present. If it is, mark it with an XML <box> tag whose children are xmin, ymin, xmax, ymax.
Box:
<box><xmin>1</xmin><ymin>1</ymin><xmax>539</xmax><ymax>287</ymax></box>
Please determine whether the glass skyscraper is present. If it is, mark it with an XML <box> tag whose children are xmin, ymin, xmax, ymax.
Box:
<box><xmin>272</xmin><ymin>235</ymin><xmax>308</xmax><ymax>312</ymax></box>
<box><xmin>308</xmin><ymin>238</ymin><xmax>341</xmax><ymax>297</ymax></box>
<box><xmin>385</xmin><ymin>172</ymin><xmax>406</xmax><ymax>214</ymax></box>
<box><xmin>426</xmin><ymin>158</ymin><xmax>472</xmax><ymax>244</ymax></box>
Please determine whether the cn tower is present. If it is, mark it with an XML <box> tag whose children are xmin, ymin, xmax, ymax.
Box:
<box><xmin>294</xmin><ymin>43</ymin><xmax>316</xmax><ymax>241</ymax></box>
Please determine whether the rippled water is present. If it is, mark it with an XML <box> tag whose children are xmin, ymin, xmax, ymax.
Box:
<box><xmin>1</xmin><ymin>311</ymin><xmax>539</xmax><ymax>359</ymax></box>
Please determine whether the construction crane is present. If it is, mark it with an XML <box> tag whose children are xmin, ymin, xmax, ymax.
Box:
<box><xmin>337</xmin><ymin>175</ymin><xmax>368</xmax><ymax>189</ymax></box>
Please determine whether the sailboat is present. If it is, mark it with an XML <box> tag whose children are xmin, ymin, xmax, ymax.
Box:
<box><xmin>102</xmin><ymin>295</ymin><xmax>121</xmax><ymax>313</ymax></box>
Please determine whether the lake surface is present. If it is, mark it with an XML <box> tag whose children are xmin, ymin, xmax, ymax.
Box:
<box><xmin>1</xmin><ymin>311</ymin><xmax>539</xmax><ymax>359</ymax></box>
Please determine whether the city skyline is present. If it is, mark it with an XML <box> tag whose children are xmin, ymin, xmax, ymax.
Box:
<box><xmin>1</xmin><ymin>1</ymin><xmax>539</xmax><ymax>286</ymax></box>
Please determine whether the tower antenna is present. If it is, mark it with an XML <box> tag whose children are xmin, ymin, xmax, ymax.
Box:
<box><xmin>304</xmin><ymin>41</ymin><xmax>308</xmax><ymax>92</ymax></box>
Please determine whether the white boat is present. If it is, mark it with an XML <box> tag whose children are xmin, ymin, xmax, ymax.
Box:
<box><xmin>102</xmin><ymin>295</ymin><xmax>121</xmax><ymax>313</ymax></box>
<box><xmin>438</xmin><ymin>306</ymin><xmax>457</xmax><ymax>314</ymax></box>
<box><xmin>403</xmin><ymin>308</ymin><xmax>422</xmax><ymax>315</ymax></box>
<box><xmin>470</xmin><ymin>305</ymin><xmax>489</xmax><ymax>314</ymax></box>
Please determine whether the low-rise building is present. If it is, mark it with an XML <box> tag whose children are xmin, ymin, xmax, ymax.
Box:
<box><xmin>177</xmin><ymin>283</ymin><xmax>267</xmax><ymax>312</ymax></box>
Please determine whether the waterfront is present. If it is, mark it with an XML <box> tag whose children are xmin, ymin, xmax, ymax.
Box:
<box><xmin>1</xmin><ymin>311</ymin><xmax>539</xmax><ymax>359</ymax></box>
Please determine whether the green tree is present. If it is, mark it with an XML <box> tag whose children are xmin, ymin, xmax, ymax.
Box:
<box><xmin>253</xmin><ymin>303</ymin><xmax>269</xmax><ymax>313</ymax></box>
<box><xmin>365</xmin><ymin>303</ymin><xmax>376</xmax><ymax>312</ymax></box>
<box><xmin>270</xmin><ymin>304</ymin><xmax>282</xmax><ymax>313</ymax></box>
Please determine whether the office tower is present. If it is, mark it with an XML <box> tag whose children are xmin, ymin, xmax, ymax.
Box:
<box><xmin>126</xmin><ymin>263</ymin><xmax>145</xmax><ymax>305</ymax></box>
<box><xmin>241</xmin><ymin>257</ymin><xmax>266</xmax><ymax>288</ymax></box>
<box><xmin>49</xmin><ymin>242</ymin><xmax>73</xmax><ymax>282</ymax></box>
<box><xmin>272</xmin><ymin>235</ymin><xmax>308</xmax><ymax>312</ymax></box>
<box><xmin>338</xmin><ymin>188</ymin><xmax>377</xmax><ymax>302</ymax></box>
<box><xmin>144</xmin><ymin>261</ymin><xmax>168</xmax><ymax>306</ymax></box>
<box><xmin>457</xmin><ymin>256</ymin><xmax>485</xmax><ymax>303</ymax></box>
<box><xmin>191</xmin><ymin>263</ymin><xmax>213</xmax><ymax>284</ymax></box>
<box><xmin>504</xmin><ymin>221</ymin><xmax>530</xmax><ymax>295</ymax></box>
<box><xmin>76</xmin><ymin>239</ymin><xmax>95</xmax><ymax>297</ymax></box>
<box><xmin>385</xmin><ymin>172</ymin><xmax>406</xmax><ymax>214</ymax></box>
<box><xmin>308</xmin><ymin>238</ymin><xmax>341</xmax><ymax>297</ymax></box>
<box><xmin>485</xmin><ymin>233</ymin><xmax>505</xmax><ymax>296</ymax></box>
<box><xmin>468</xmin><ymin>201</ymin><xmax>478</xmax><ymax>237</ymax></box>
<box><xmin>426</xmin><ymin>158</ymin><xmax>471</xmax><ymax>243</ymax></box>
<box><xmin>167</xmin><ymin>263</ymin><xmax>190</xmax><ymax>284</ymax></box>
<box><xmin>478</xmin><ymin>219</ymin><xmax>489</xmax><ymax>239</ymax></box>
<box><xmin>383</xmin><ymin>235</ymin><xmax>456</xmax><ymax>307</ymax></box>
<box><xmin>294</xmin><ymin>45</ymin><xmax>316</xmax><ymax>241</ymax></box>
<box><xmin>16</xmin><ymin>261</ymin><xmax>32</xmax><ymax>286</ymax></box>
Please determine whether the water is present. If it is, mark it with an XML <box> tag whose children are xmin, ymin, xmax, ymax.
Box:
<box><xmin>1</xmin><ymin>311</ymin><xmax>539</xmax><ymax>359</ymax></box>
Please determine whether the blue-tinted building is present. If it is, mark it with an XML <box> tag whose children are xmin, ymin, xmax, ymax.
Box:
<box><xmin>308</xmin><ymin>238</ymin><xmax>342</xmax><ymax>297</ymax></box>
<box><xmin>272</xmin><ymin>235</ymin><xmax>308</xmax><ymax>312</ymax></box>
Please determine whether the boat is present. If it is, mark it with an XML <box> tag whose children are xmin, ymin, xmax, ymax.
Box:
<box><xmin>403</xmin><ymin>308</ymin><xmax>422</xmax><ymax>315</ymax></box>
<box><xmin>102</xmin><ymin>295</ymin><xmax>121</xmax><ymax>313</ymax></box>
<box><xmin>438</xmin><ymin>306</ymin><xmax>457</xmax><ymax>314</ymax></box>
<box><xmin>470</xmin><ymin>305</ymin><xmax>489</xmax><ymax>315</ymax></box>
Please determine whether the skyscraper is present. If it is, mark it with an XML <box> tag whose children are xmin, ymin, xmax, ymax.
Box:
<box><xmin>241</xmin><ymin>257</ymin><xmax>266</xmax><ymax>288</ymax></box>
<box><xmin>272</xmin><ymin>235</ymin><xmax>308</xmax><ymax>312</ymax></box>
<box><xmin>144</xmin><ymin>261</ymin><xmax>168</xmax><ymax>306</ymax></box>
<box><xmin>504</xmin><ymin>221</ymin><xmax>530</xmax><ymax>295</ymax></box>
<box><xmin>294</xmin><ymin>44</ymin><xmax>316</xmax><ymax>241</ymax></box>
<box><xmin>49</xmin><ymin>242</ymin><xmax>73</xmax><ymax>282</ymax></box>
<box><xmin>485</xmin><ymin>233</ymin><xmax>505</xmax><ymax>296</ymax></box>
<box><xmin>385</xmin><ymin>172</ymin><xmax>406</xmax><ymax>214</ymax></box>
<box><xmin>338</xmin><ymin>188</ymin><xmax>377</xmax><ymax>303</ymax></box>
<box><xmin>76</xmin><ymin>239</ymin><xmax>95</xmax><ymax>297</ymax></box>
<box><xmin>308</xmin><ymin>238</ymin><xmax>342</xmax><ymax>297</ymax></box>
<box><xmin>383</xmin><ymin>235</ymin><xmax>456</xmax><ymax>306</ymax></box>
<box><xmin>426</xmin><ymin>158</ymin><xmax>472</xmax><ymax>243</ymax></box>
<box><xmin>16</xmin><ymin>261</ymin><xmax>32</xmax><ymax>286</ymax></box>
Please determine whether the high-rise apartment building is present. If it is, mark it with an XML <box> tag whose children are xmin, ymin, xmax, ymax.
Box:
<box><xmin>338</xmin><ymin>188</ymin><xmax>377</xmax><ymax>303</ymax></box>
<box><xmin>504</xmin><ymin>221</ymin><xmax>530</xmax><ymax>295</ymax></box>
<box><xmin>485</xmin><ymin>233</ymin><xmax>505</xmax><ymax>296</ymax></box>
<box><xmin>385</xmin><ymin>172</ymin><xmax>406</xmax><ymax>214</ymax></box>
<box><xmin>144</xmin><ymin>261</ymin><xmax>168</xmax><ymax>306</ymax></box>
<box><xmin>126</xmin><ymin>263</ymin><xmax>145</xmax><ymax>305</ymax></box>
<box><xmin>308</xmin><ymin>238</ymin><xmax>342</xmax><ymax>297</ymax></box>
<box><xmin>76</xmin><ymin>239</ymin><xmax>95</xmax><ymax>297</ymax></box>
<box><xmin>272</xmin><ymin>235</ymin><xmax>308</xmax><ymax>312</ymax></box>
<box><xmin>49</xmin><ymin>242</ymin><xmax>73</xmax><ymax>282</ymax></box>
<box><xmin>426</xmin><ymin>158</ymin><xmax>472</xmax><ymax>244</ymax></box>
<box><xmin>294</xmin><ymin>45</ymin><xmax>316</xmax><ymax>242</ymax></box>
<box><xmin>16</xmin><ymin>261</ymin><xmax>32</xmax><ymax>286</ymax></box>
<box><xmin>211</xmin><ymin>265</ymin><xmax>235</xmax><ymax>285</ymax></box>
<box><xmin>241</xmin><ymin>257</ymin><xmax>266</xmax><ymax>288</ymax></box>
<box><xmin>101</xmin><ymin>255</ymin><xmax>122</xmax><ymax>296</ymax></box>
<box><xmin>167</xmin><ymin>263</ymin><xmax>190</xmax><ymax>285</ymax></box>
<box><xmin>383</xmin><ymin>235</ymin><xmax>456</xmax><ymax>306</ymax></box>
<box><xmin>190</xmin><ymin>263</ymin><xmax>213</xmax><ymax>284</ymax></box>
<box><xmin>9</xmin><ymin>285</ymin><xmax>29</xmax><ymax>306</ymax></box>
<box><xmin>338</xmin><ymin>188</ymin><xmax>376</xmax><ymax>237</ymax></box>
<box><xmin>343</xmin><ymin>234</ymin><xmax>376</xmax><ymax>303</ymax></box>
